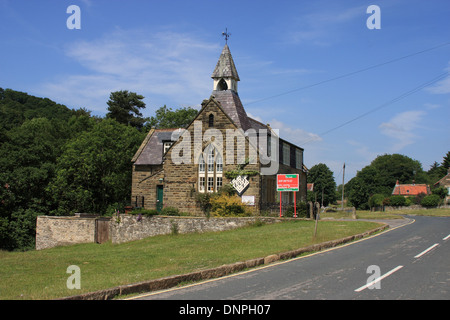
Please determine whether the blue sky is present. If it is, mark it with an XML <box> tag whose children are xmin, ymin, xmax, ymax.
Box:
<box><xmin>1</xmin><ymin>0</ymin><xmax>449</xmax><ymax>183</ymax></box>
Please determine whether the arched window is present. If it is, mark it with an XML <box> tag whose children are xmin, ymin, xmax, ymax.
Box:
<box><xmin>217</xmin><ymin>78</ymin><xmax>228</xmax><ymax>91</ymax></box>
<box><xmin>198</xmin><ymin>145</ymin><xmax>223</xmax><ymax>193</ymax></box>
<box><xmin>208</xmin><ymin>114</ymin><xmax>214</xmax><ymax>127</ymax></box>
<box><xmin>198</xmin><ymin>154</ymin><xmax>205</xmax><ymax>193</ymax></box>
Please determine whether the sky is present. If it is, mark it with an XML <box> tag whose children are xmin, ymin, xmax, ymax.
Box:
<box><xmin>1</xmin><ymin>0</ymin><xmax>449</xmax><ymax>184</ymax></box>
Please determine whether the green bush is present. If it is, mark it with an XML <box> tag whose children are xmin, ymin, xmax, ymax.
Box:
<box><xmin>130</xmin><ymin>208</ymin><xmax>158</xmax><ymax>217</ymax></box>
<box><xmin>432</xmin><ymin>187</ymin><xmax>448</xmax><ymax>199</ymax></box>
<box><xmin>421</xmin><ymin>194</ymin><xmax>441</xmax><ymax>208</ymax></box>
<box><xmin>161</xmin><ymin>207</ymin><xmax>180</xmax><ymax>216</ymax></box>
<box><xmin>368</xmin><ymin>194</ymin><xmax>385</xmax><ymax>208</ymax></box>
<box><xmin>389</xmin><ymin>195</ymin><xmax>406</xmax><ymax>207</ymax></box>
<box><xmin>285</xmin><ymin>201</ymin><xmax>308</xmax><ymax>218</ymax></box>
<box><xmin>405</xmin><ymin>196</ymin><xmax>415</xmax><ymax>206</ymax></box>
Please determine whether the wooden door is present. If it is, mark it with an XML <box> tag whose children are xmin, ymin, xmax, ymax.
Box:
<box><xmin>95</xmin><ymin>218</ymin><xmax>110</xmax><ymax>244</ymax></box>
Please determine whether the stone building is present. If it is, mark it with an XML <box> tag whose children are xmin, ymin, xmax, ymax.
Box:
<box><xmin>131</xmin><ymin>44</ymin><xmax>307</xmax><ymax>215</ymax></box>
<box><xmin>434</xmin><ymin>168</ymin><xmax>450</xmax><ymax>204</ymax></box>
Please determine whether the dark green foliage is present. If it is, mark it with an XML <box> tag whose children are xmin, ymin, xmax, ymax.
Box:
<box><xmin>348</xmin><ymin>177</ymin><xmax>370</xmax><ymax>210</ymax></box>
<box><xmin>346</xmin><ymin>154</ymin><xmax>427</xmax><ymax>209</ymax></box>
<box><xmin>47</xmin><ymin>119</ymin><xmax>145</xmax><ymax>216</ymax></box>
<box><xmin>106</xmin><ymin>90</ymin><xmax>147</xmax><ymax>128</ymax></box>
<box><xmin>161</xmin><ymin>207</ymin><xmax>180</xmax><ymax>216</ymax></box>
<box><xmin>388</xmin><ymin>195</ymin><xmax>406</xmax><ymax>207</ymax></box>
<box><xmin>147</xmin><ymin>105</ymin><xmax>198</xmax><ymax>129</ymax></box>
<box><xmin>0</xmin><ymin>88</ymin><xmax>145</xmax><ymax>250</ymax></box>
<box><xmin>130</xmin><ymin>208</ymin><xmax>159</xmax><ymax>217</ymax></box>
<box><xmin>432</xmin><ymin>187</ymin><xmax>448</xmax><ymax>199</ymax></box>
<box><xmin>307</xmin><ymin>163</ymin><xmax>337</xmax><ymax>206</ymax></box>
<box><xmin>368</xmin><ymin>193</ymin><xmax>386</xmax><ymax>209</ymax></box>
<box><xmin>285</xmin><ymin>201</ymin><xmax>308</xmax><ymax>218</ymax></box>
<box><xmin>420</xmin><ymin>194</ymin><xmax>441</xmax><ymax>208</ymax></box>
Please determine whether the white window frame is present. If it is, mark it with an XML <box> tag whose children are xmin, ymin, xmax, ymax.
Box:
<box><xmin>198</xmin><ymin>154</ymin><xmax>205</xmax><ymax>192</ymax></box>
<box><xmin>198</xmin><ymin>145</ymin><xmax>223</xmax><ymax>193</ymax></box>
<box><xmin>163</xmin><ymin>141</ymin><xmax>173</xmax><ymax>154</ymax></box>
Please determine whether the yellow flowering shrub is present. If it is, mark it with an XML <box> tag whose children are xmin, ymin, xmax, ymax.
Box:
<box><xmin>210</xmin><ymin>194</ymin><xmax>251</xmax><ymax>217</ymax></box>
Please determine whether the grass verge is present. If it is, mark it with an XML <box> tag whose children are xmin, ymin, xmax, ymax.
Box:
<box><xmin>0</xmin><ymin>219</ymin><xmax>381</xmax><ymax>300</ymax></box>
<box><xmin>320</xmin><ymin>207</ymin><xmax>450</xmax><ymax>219</ymax></box>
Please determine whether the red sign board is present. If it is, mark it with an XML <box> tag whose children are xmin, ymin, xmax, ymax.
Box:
<box><xmin>277</xmin><ymin>174</ymin><xmax>299</xmax><ymax>191</ymax></box>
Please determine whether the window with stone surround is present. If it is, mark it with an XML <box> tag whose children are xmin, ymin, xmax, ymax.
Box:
<box><xmin>198</xmin><ymin>144</ymin><xmax>223</xmax><ymax>193</ymax></box>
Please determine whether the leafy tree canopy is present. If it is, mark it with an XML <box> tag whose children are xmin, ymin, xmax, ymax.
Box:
<box><xmin>106</xmin><ymin>90</ymin><xmax>147</xmax><ymax>128</ymax></box>
<box><xmin>307</xmin><ymin>163</ymin><xmax>336</xmax><ymax>206</ymax></box>
<box><xmin>147</xmin><ymin>105</ymin><xmax>198</xmax><ymax>129</ymax></box>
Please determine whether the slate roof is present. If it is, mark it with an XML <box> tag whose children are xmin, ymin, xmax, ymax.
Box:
<box><xmin>132</xmin><ymin>128</ymin><xmax>182</xmax><ymax>165</ymax></box>
<box><xmin>212</xmin><ymin>90</ymin><xmax>252</xmax><ymax>131</ymax></box>
<box><xmin>211</xmin><ymin>44</ymin><xmax>240</xmax><ymax>81</ymax></box>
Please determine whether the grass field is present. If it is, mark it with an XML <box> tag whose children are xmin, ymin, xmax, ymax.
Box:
<box><xmin>320</xmin><ymin>207</ymin><xmax>450</xmax><ymax>219</ymax></box>
<box><xmin>0</xmin><ymin>219</ymin><xmax>382</xmax><ymax>300</ymax></box>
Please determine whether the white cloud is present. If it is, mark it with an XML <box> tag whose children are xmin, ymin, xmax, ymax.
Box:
<box><xmin>347</xmin><ymin>139</ymin><xmax>378</xmax><ymax>162</ymax></box>
<box><xmin>34</xmin><ymin>29</ymin><xmax>220</xmax><ymax>114</ymax></box>
<box><xmin>426</xmin><ymin>75</ymin><xmax>450</xmax><ymax>94</ymax></box>
<box><xmin>379</xmin><ymin>110</ymin><xmax>426</xmax><ymax>152</ymax></box>
<box><xmin>285</xmin><ymin>4</ymin><xmax>364</xmax><ymax>46</ymax></box>
<box><xmin>269</xmin><ymin>119</ymin><xmax>322</xmax><ymax>146</ymax></box>
<box><xmin>426</xmin><ymin>62</ymin><xmax>450</xmax><ymax>94</ymax></box>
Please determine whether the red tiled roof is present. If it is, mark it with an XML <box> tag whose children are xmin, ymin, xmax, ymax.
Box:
<box><xmin>392</xmin><ymin>182</ymin><xmax>430</xmax><ymax>196</ymax></box>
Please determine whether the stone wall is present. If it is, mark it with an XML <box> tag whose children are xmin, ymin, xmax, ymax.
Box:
<box><xmin>36</xmin><ymin>215</ymin><xmax>99</xmax><ymax>250</ymax></box>
<box><xmin>36</xmin><ymin>214</ymin><xmax>287</xmax><ymax>249</ymax></box>
<box><xmin>110</xmin><ymin>214</ymin><xmax>284</xmax><ymax>244</ymax></box>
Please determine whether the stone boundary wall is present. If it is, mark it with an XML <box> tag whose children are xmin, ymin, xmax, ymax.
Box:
<box><xmin>36</xmin><ymin>215</ymin><xmax>100</xmax><ymax>250</ymax></box>
<box><xmin>36</xmin><ymin>214</ymin><xmax>288</xmax><ymax>250</ymax></box>
<box><xmin>110</xmin><ymin>215</ymin><xmax>285</xmax><ymax>244</ymax></box>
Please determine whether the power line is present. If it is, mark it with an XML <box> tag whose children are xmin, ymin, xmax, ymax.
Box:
<box><xmin>246</xmin><ymin>41</ymin><xmax>450</xmax><ymax>106</ymax></box>
<box><xmin>299</xmin><ymin>71</ymin><xmax>449</xmax><ymax>146</ymax></box>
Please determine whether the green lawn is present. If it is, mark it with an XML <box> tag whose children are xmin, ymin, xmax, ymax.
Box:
<box><xmin>320</xmin><ymin>207</ymin><xmax>450</xmax><ymax>219</ymax></box>
<box><xmin>0</xmin><ymin>219</ymin><xmax>382</xmax><ymax>300</ymax></box>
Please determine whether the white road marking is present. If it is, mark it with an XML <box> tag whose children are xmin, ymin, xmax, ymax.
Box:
<box><xmin>414</xmin><ymin>243</ymin><xmax>439</xmax><ymax>258</ymax></box>
<box><xmin>354</xmin><ymin>265</ymin><xmax>403</xmax><ymax>292</ymax></box>
<box><xmin>443</xmin><ymin>234</ymin><xmax>450</xmax><ymax>241</ymax></box>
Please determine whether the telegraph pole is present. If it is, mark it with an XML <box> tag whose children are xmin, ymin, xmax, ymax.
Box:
<box><xmin>341</xmin><ymin>162</ymin><xmax>345</xmax><ymax>209</ymax></box>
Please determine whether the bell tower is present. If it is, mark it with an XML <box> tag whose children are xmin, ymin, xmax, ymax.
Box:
<box><xmin>211</xmin><ymin>44</ymin><xmax>240</xmax><ymax>93</ymax></box>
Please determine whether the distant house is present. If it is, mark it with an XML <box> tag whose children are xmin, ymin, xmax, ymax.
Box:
<box><xmin>307</xmin><ymin>183</ymin><xmax>314</xmax><ymax>192</ymax></box>
<box><xmin>434</xmin><ymin>168</ymin><xmax>450</xmax><ymax>204</ymax></box>
<box><xmin>391</xmin><ymin>180</ymin><xmax>430</xmax><ymax>197</ymax></box>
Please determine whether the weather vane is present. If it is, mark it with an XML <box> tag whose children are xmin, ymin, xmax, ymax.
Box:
<box><xmin>222</xmin><ymin>28</ymin><xmax>231</xmax><ymax>44</ymax></box>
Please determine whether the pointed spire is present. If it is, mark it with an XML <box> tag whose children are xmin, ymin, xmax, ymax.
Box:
<box><xmin>211</xmin><ymin>44</ymin><xmax>240</xmax><ymax>82</ymax></box>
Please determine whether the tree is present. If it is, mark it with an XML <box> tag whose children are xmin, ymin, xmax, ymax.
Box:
<box><xmin>0</xmin><ymin>118</ymin><xmax>70</xmax><ymax>250</ymax></box>
<box><xmin>348</xmin><ymin>177</ymin><xmax>370</xmax><ymax>209</ymax></box>
<box><xmin>307</xmin><ymin>163</ymin><xmax>336</xmax><ymax>206</ymax></box>
<box><xmin>346</xmin><ymin>154</ymin><xmax>427</xmax><ymax>209</ymax></box>
<box><xmin>442</xmin><ymin>151</ymin><xmax>450</xmax><ymax>171</ymax></box>
<box><xmin>48</xmin><ymin>119</ymin><xmax>145</xmax><ymax>216</ymax></box>
<box><xmin>147</xmin><ymin>105</ymin><xmax>198</xmax><ymax>129</ymax></box>
<box><xmin>426</xmin><ymin>151</ymin><xmax>450</xmax><ymax>185</ymax></box>
<box><xmin>106</xmin><ymin>90</ymin><xmax>147</xmax><ymax>128</ymax></box>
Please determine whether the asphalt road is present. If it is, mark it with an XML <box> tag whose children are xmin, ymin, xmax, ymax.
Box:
<box><xmin>131</xmin><ymin>215</ymin><xmax>449</xmax><ymax>300</ymax></box>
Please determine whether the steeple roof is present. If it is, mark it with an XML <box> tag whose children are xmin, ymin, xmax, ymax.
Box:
<box><xmin>212</xmin><ymin>90</ymin><xmax>251</xmax><ymax>131</ymax></box>
<box><xmin>211</xmin><ymin>44</ymin><xmax>240</xmax><ymax>81</ymax></box>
